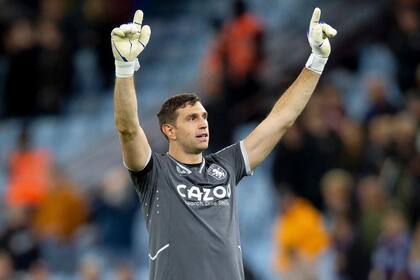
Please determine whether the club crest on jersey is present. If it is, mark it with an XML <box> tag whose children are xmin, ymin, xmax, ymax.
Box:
<box><xmin>176</xmin><ymin>165</ymin><xmax>191</xmax><ymax>175</ymax></box>
<box><xmin>207</xmin><ymin>164</ymin><xmax>227</xmax><ymax>180</ymax></box>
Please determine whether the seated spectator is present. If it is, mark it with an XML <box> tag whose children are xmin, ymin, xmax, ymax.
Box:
<box><xmin>113</xmin><ymin>262</ymin><xmax>134</xmax><ymax>280</ymax></box>
<box><xmin>364</xmin><ymin>76</ymin><xmax>398</xmax><ymax>124</ymax></box>
<box><xmin>273</xmin><ymin>187</ymin><xmax>331</xmax><ymax>279</ymax></box>
<box><xmin>0</xmin><ymin>251</ymin><xmax>14</xmax><ymax>280</ymax></box>
<box><xmin>32</xmin><ymin>165</ymin><xmax>87</xmax><ymax>274</ymax></box>
<box><xmin>2</xmin><ymin>16</ymin><xmax>39</xmax><ymax>118</ymax></box>
<box><xmin>330</xmin><ymin>215</ymin><xmax>370</xmax><ymax>280</ymax></box>
<box><xmin>35</xmin><ymin>18</ymin><xmax>73</xmax><ymax>115</ymax></box>
<box><xmin>321</xmin><ymin>169</ymin><xmax>354</xmax><ymax>227</ymax></box>
<box><xmin>362</xmin><ymin>116</ymin><xmax>394</xmax><ymax>174</ymax></box>
<box><xmin>404</xmin><ymin>63</ymin><xmax>420</xmax><ymax>100</ymax></box>
<box><xmin>33</xmin><ymin>166</ymin><xmax>87</xmax><ymax>241</ymax></box>
<box><xmin>27</xmin><ymin>260</ymin><xmax>49</xmax><ymax>280</ymax></box>
<box><xmin>370</xmin><ymin>208</ymin><xmax>411</xmax><ymax>279</ymax></box>
<box><xmin>6</xmin><ymin>125</ymin><xmax>52</xmax><ymax>208</ymax></box>
<box><xmin>356</xmin><ymin>176</ymin><xmax>387</xmax><ymax>253</ymax></box>
<box><xmin>0</xmin><ymin>206</ymin><xmax>41</xmax><ymax>273</ymax></box>
<box><xmin>408</xmin><ymin>220</ymin><xmax>420</xmax><ymax>280</ymax></box>
<box><xmin>89</xmin><ymin>168</ymin><xmax>138</xmax><ymax>267</ymax></box>
<box><xmin>389</xmin><ymin>6</ymin><xmax>420</xmax><ymax>92</ymax></box>
<box><xmin>78</xmin><ymin>254</ymin><xmax>103</xmax><ymax>280</ymax></box>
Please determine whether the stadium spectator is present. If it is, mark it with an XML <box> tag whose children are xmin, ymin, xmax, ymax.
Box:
<box><xmin>271</xmin><ymin>125</ymin><xmax>307</xmax><ymax>194</ymax></box>
<box><xmin>2</xmin><ymin>16</ymin><xmax>39</xmax><ymax>118</ymax></box>
<box><xmin>336</xmin><ymin>119</ymin><xmax>364</xmax><ymax>173</ymax></box>
<box><xmin>272</xmin><ymin>94</ymin><xmax>344</xmax><ymax>209</ymax></box>
<box><xmin>113</xmin><ymin>262</ymin><xmax>135</xmax><ymax>280</ymax></box>
<box><xmin>364</xmin><ymin>76</ymin><xmax>398</xmax><ymax>124</ymax></box>
<box><xmin>273</xmin><ymin>187</ymin><xmax>331</xmax><ymax>279</ymax></box>
<box><xmin>219</xmin><ymin>0</ymin><xmax>264</xmax><ymax>106</ymax></box>
<box><xmin>408</xmin><ymin>220</ymin><xmax>420</xmax><ymax>280</ymax></box>
<box><xmin>370</xmin><ymin>208</ymin><xmax>411</xmax><ymax>279</ymax></box>
<box><xmin>329</xmin><ymin>215</ymin><xmax>370</xmax><ymax>280</ymax></box>
<box><xmin>26</xmin><ymin>260</ymin><xmax>49</xmax><ymax>280</ymax></box>
<box><xmin>319</xmin><ymin>83</ymin><xmax>347</xmax><ymax>133</ymax></box>
<box><xmin>388</xmin><ymin>5</ymin><xmax>420</xmax><ymax>92</ymax></box>
<box><xmin>0</xmin><ymin>206</ymin><xmax>41</xmax><ymax>273</ymax></box>
<box><xmin>2</xmin><ymin>5</ymin><xmax>74</xmax><ymax>118</ymax></box>
<box><xmin>78</xmin><ymin>254</ymin><xmax>102</xmax><ymax>280</ymax></box>
<box><xmin>320</xmin><ymin>169</ymin><xmax>354</xmax><ymax>227</ymax></box>
<box><xmin>6</xmin><ymin>125</ymin><xmax>52</xmax><ymax>208</ymax></box>
<box><xmin>0</xmin><ymin>251</ymin><xmax>14</xmax><ymax>280</ymax></box>
<box><xmin>362</xmin><ymin>116</ymin><xmax>394</xmax><ymax>174</ymax></box>
<box><xmin>202</xmin><ymin>0</ymin><xmax>265</xmax><ymax>149</ymax></box>
<box><xmin>89</xmin><ymin>168</ymin><xmax>138</xmax><ymax>267</ymax></box>
<box><xmin>356</xmin><ymin>176</ymin><xmax>387</xmax><ymax>253</ymax></box>
<box><xmin>405</xmin><ymin>62</ymin><xmax>420</xmax><ymax>95</ymax></box>
<box><xmin>199</xmin><ymin>18</ymin><xmax>224</xmax><ymax>101</ymax></box>
<box><xmin>35</xmin><ymin>18</ymin><xmax>73</xmax><ymax>114</ymax></box>
<box><xmin>32</xmin><ymin>165</ymin><xmax>87</xmax><ymax>274</ymax></box>
<box><xmin>80</xmin><ymin>0</ymin><xmax>126</xmax><ymax>89</ymax></box>
<box><xmin>298</xmin><ymin>94</ymin><xmax>342</xmax><ymax>208</ymax></box>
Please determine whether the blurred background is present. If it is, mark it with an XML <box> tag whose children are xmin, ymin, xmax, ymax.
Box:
<box><xmin>0</xmin><ymin>0</ymin><xmax>419</xmax><ymax>279</ymax></box>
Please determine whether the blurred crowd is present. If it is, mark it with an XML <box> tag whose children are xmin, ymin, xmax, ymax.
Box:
<box><xmin>1</xmin><ymin>124</ymin><xmax>143</xmax><ymax>279</ymax></box>
<box><xmin>266</xmin><ymin>0</ymin><xmax>420</xmax><ymax>278</ymax></box>
<box><xmin>1</xmin><ymin>0</ymin><xmax>420</xmax><ymax>279</ymax></box>
<box><xmin>0</xmin><ymin>0</ymin><xmax>135</xmax><ymax>118</ymax></box>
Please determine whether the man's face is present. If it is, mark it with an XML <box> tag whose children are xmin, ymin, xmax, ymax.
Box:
<box><xmin>173</xmin><ymin>102</ymin><xmax>209</xmax><ymax>153</ymax></box>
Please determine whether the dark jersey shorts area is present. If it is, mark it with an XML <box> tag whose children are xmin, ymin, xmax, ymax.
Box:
<box><xmin>128</xmin><ymin>141</ymin><xmax>253</xmax><ymax>280</ymax></box>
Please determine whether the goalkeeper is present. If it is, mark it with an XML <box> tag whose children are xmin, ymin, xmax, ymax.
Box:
<box><xmin>112</xmin><ymin>8</ymin><xmax>336</xmax><ymax>280</ymax></box>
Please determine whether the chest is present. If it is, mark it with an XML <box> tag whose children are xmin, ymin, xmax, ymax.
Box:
<box><xmin>160</xmin><ymin>162</ymin><xmax>235</xmax><ymax>207</ymax></box>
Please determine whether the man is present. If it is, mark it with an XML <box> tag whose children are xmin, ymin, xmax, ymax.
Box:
<box><xmin>111</xmin><ymin>8</ymin><xmax>336</xmax><ymax>280</ymax></box>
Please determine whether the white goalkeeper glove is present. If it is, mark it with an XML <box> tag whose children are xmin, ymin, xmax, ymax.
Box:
<box><xmin>305</xmin><ymin>7</ymin><xmax>337</xmax><ymax>75</ymax></box>
<box><xmin>111</xmin><ymin>10</ymin><xmax>151</xmax><ymax>78</ymax></box>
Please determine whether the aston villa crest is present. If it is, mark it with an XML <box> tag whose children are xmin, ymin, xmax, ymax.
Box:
<box><xmin>207</xmin><ymin>164</ymin><xmax>227</xmax><ymax>180</ymax></box>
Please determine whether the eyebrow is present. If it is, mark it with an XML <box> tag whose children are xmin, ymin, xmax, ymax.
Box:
<box><xmin>185</xmin><ymin>112</ymin><xmax>208</xmax><ymax>119</ymax></box>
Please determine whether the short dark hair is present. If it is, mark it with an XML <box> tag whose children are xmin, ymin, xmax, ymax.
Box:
<box><xmin>157</xmin><ymin>93</ymin><xmax>201</xmax><ymax>137</ymax></box>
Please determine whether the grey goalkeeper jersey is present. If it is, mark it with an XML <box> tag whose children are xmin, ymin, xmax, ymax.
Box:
<box><xmin>129</xmin><ymin>141</ymin><xmax>253</xmax><ymax>280</ymax></box>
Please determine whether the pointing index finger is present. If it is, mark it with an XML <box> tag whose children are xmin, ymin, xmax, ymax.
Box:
<box><xmin>133</xmin><ymin>10</ymin><xmax>144</xmax><ymax>27</ymax></box>
<box><xmin>310</xmin><ymin>7</ymin><xmax>321</xmax><ymax>28</ymax></box>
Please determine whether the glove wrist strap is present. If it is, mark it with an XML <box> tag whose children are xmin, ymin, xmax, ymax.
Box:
<box><xmin>115</xmin><ymin>59</ymin><xmax>140</xmax><ymax>78</ymax></box>
<box><xmin>305</xmin><ymin>53</ymin><xmax>328</xmax><ymax>75</ymax></box>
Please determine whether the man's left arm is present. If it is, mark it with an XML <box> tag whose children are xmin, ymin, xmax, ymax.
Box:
<box><xmin>243</xmin><ymin>8</ymin><xmax>337</xmax><ymax>170</ymax></box>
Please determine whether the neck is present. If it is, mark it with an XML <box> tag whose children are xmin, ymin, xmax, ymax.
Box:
<box><xmin>168</xmin><ymin>144</ymin><xmax>203</xmax><ymax>164</ymax></box>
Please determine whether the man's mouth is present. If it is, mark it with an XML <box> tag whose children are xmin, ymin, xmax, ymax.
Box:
<box><xmin>196</xmin><ymin>133</ymin><xmax>208</xmax><ymax>141</ymax></box>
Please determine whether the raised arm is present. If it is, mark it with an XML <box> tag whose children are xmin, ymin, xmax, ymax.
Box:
<box><xmin>112</xmin><ymin>10</ymin><xmax>152</xmax><ymax>171</ymax></box>
<box><xmin>243</xmin><ymin>8</ymin><xmax>337</xmax><ymax>170</ymax></box>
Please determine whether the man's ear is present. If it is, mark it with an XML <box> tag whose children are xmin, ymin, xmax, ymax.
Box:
<box><xmin>162</xmin><ymin>124</ymin><xmax>176</xmax><ymax>141</ymax></box>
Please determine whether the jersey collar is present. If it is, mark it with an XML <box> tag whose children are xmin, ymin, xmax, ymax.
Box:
<box><xmin>166</xmin><ymin>154</ymin><xmax>206</xmax><ymax>174</ymax></box>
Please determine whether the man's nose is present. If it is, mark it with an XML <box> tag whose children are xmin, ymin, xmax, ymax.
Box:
<box><xmin>198</xmin><ymin>118</ymin><xmax>208</xmax><ymax>129</ymax></box>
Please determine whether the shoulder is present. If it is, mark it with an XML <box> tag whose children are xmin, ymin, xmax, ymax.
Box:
<box><xmin>205</xmin><ymin>142</ymin><xmax>242</xmax><ymax>170</ymax></box>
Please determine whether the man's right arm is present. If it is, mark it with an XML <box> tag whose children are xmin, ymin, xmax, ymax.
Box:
<box><xmin>114</xmin><ymin>77</ymin><xmax>151</xmax><ymax>171</ymax></box>
<box><xmin>111</xmin><ymin>10</ymin><xmax>151</xmax><ymax>171</ymax></box>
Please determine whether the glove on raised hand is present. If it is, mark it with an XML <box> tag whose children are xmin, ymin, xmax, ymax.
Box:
<box><xmin>111</xmin><ymin>10</ymin><xmax>151</xmax><ymax>78</ymax></box>
<box><xmin>305</xmin><ymin>7</ymin><xmax>337</xmax><ymax>75</ymax></box>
